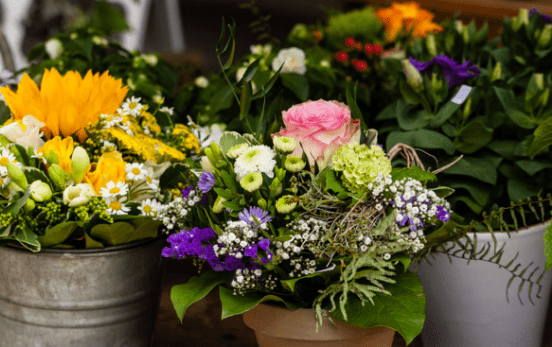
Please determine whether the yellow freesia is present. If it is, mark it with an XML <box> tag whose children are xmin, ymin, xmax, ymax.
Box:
<box><xmin>85</xmin><ymin>151</ymin><xmax>127</xmax><ymax>194</ymax></box>
<box><xmin>0</xmin><ymin>68</ymin><xmax>128</xmax><ymax>142</ymax></box>
<box><xmin>376</xmin><ymin>2</ymin><xmax>443</xmax><ymax>41</ymax></box>
<box><xmin>38</xmin><ymin>136</ymin><xmax>74</xmax><ymax>174</ymax></box>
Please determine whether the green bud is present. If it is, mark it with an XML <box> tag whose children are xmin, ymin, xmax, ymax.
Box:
<box><xmin>212</xmin><ymin>196</ymin><xmax>226</xmax><ymax>213</ymax></box>
<box><xmin>401</xmin><ymin>59</ymin><xmax>423</xmax><ymax>92</ymax></box>
<box><xmin>6</xmin><ymin>162</ymin><xmax>27</xmax><ymax>190</ymax></box>
<box><xmin>535</xmin><ymin>73</ymin><xmax>545</xmax><ymax>90</ymax></box>
<box><xmin>71</xmin><ymin>146</ymin><xmax>90</xmax><ymax>184</ymax></box>
<box><xmin>430</xmin><ymin>73</ymin><xmax>443</xmax><ymax>94</ymax></box>
<box><xmin>48</xmin><ymin>164</ymin><xmax>68</xmax><ymax>190</ymax></box>
<box><xmin>257</xmin><ymin>198</ymin><xmax>267</xmax><ymax>210</ymax></box>
<box><xmin>454</xmin><ymin>20</ymin><xmax>464</xmax><ymax>34</ymax></box>
<box><xmin>29</xmin><ymin>180</ymin><xmax>53</xmax><ymax>202</ymax></box>
<box><xmin>538</xmin><ymin>24</ymin><xmax>552</xmax><ymax>48</ymax></box>
<box><xmin>0</xmin><ymin>134</ymin><xmax>10</xmax><ymax>147</ymax></box>
<box><xmin>462</xmin><ymin>27</ymin><xmax>470</xmax><ymax>44</ymax></box>
<box><xmin>209</xmin><ymin>142</ymin><xmax>224</xmax><ymax>162</ymax></box>
<box><xmin>463</xmin><ymin>97</ymin><xmax>472</xmax><ymax>120</ymax></box>
<box><xmin>45</xmin><ymin>150</ymin><xmax>58</xmax><ymax>165</ymax></box>
<box><xmin>539</xmin><ymin>89</ymin><xmax>550</xmax><ymax>107</ymax></box>
<box><xmin>24</xmin><ymin>198</ymin><xmax>36</xmax><ymax>212</ymax></box>
<box><xmin>491</xmin><ymin>62</ymin><xmax>502</xmax><ymax>82</ymax></box>
<box><xmin>426</xmin><ymin>35</ymin><xmax>437</xmax><ymax>57</ymax></box>
<box><xmin>204</xmin><ymin>147</ymin><xmax>218</xmax><ymax>167</ymax></box>
<box><xmin>215</xmin><ymin>161</ymin><xmax>228</xmax><ymax>169</ymax></box>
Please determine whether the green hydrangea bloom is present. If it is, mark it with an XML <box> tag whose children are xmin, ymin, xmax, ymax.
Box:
<box><xmin>332</xmin><ymin>143</ymin><xmax>391</xmax><ymax>193</ymax></box>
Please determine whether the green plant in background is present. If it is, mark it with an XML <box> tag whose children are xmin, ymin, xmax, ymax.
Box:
<box><xmin>323</xmin><ymin>6</ymin><xmax>383</xmax><ymax>49</ymax></box>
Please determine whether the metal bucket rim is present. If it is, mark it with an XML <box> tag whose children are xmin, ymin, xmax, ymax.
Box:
<box><xmin>5</xmin><ymin>235</ymin><xmax>167</xmax><ymax>255</ymax></box>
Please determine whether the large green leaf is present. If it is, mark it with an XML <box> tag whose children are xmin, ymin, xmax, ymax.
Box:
<box><xmin>441</xmin><ymin>155</ymin><xmax>502</xmax><ymax>185</ymax></box>
<box><xmin>325</xmin><ymin>270</ymin><xmax>425</xmax><ymax>345</ymax></box>
<box><xmin>391</xmin><ymin>166</ymin><xmax>437</xmax><ymax>183</ymax></box>
<box><xmin>84</xmin><ymin>233</ymin><xmax>105</xmax><ymax>249</ymax></box>
<box><xmin>515</xmin><ymin>160</ymin><xmax>552</xmax><ymax>176</ymax></box>
<box><xmin>528</xmin><ymin>117</ymin><xmax>552</xmax><ymax>158</ymax></box>
<box><xmin>37</xmin><ymin>221</ymin><xmax>79</xmax><ymax>247</ymax></box>
<box><xmin>545</xmin><ymin>219</ymin><xmax>552</xmax><ymax>270</ymax></box>
<box><xmin>454</xmin><ymin>120</ymin><xmax>493</xmax><ymax>154</ymax></box>
<box><xmin>429</xmin><ymin>101</ymin><xmax>465</xmax><ymax>128</ymax></box>
<box><xmin>507</xmin><ymin>179</ymin><xmax>541</xmax><ymax>202</ymax></box>
<box><xmin>171</xmin><ymin>271</ymin><xmax>234</xmax><ymax>322</ymax></box>
<box><xmin>386</xmin><ymin>129</ymin><xmax>456</xmax><ymax>155</ymax></box>
<box><xmin>89</xmin><ymin>218</ymin><xmax>159</xmax><ymax>246</ymax></box>
<box><xmin>15</xmin><ymin>227</ymin><xmax>40</xmax><ymax>252</ymax></box>
<box><xmin>219</xmin><ymin>286</ymin><xmax>298</xmax><ymax>319</ymax></box>
<box><xmin>219</xmin><ymin>132</ymin><xmax>249</xmax><ymax>155</ymax></box>
<box><xmin>397</xmin><ymin>108</ymin><xmax>431</xmax><ymax>131</ymax></box>
<box><xmin>447</xmin><ymin>180</ymin><xmax>491</xmax><ymax>207</ymax></box>
<box><xmin>493</xmin><ymin>86</ymin><xmax>536</xmax><ymax>129</ymax></box>
<box><xmin>281</xmin><ymin>73</ymin><xmax>309</xmax><ymax>101</ymax></box>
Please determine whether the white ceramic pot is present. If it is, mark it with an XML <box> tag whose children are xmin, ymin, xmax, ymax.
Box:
<box><xmin>416</xmin><ymin>222</ymin><xmax>552</xmax><ymax>347</ymax></box>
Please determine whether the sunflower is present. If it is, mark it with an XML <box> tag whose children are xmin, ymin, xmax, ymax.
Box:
<box><xmin>0</xmin><ymin>68</ymin><xmax>128</xmax><ymax>142</ymax></box>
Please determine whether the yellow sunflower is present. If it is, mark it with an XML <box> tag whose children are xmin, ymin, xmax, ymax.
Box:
<box><xmin>0</xmin><ymin>68</ymin><xmax>128</xmax><ymax>142</ymax></box>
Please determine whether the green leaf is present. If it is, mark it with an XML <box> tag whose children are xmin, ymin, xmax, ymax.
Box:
<box><xmin>37</xmin><ymin>221</ymin><xmax>79</xmax><ymax>247</ymax></box>
<box><xmin>91</xmin><ymin>1</ymin><xmax>130</xmax><ymax>35</ymax></box>
<box><xmin>239</xmin><ymin>82</ymin><xmax>252</xmax><ymax>120</ymax></box>
<box><xmin>85</xmin><ymin>233</ymin><xmax>104</xmax><ymax>249</ymax></box>
<box><xmin>89</xmin><ymin>219</ymin><xmax>159</xmax><ymax>246</ymax></box>
<box><xmin>281</xmin><ymin>73</ymin><xmax>309</xmax><ymax>101</ymax></box>
<box><xmin>454</xmin><ymin>120</ymin><xmax>493</xmax><ymax>154</ymax></box>
<box><xmin>326</xmin><ymin>270</ymin><xmax>425</xmax><ymax>345</ymax></box>
<box><xmin>24</xmin><ymin>167</ymin><xmax>51</xmax><ymax>186</ymax></box>
<box><xmin>441</xmin><ymin>155</ymin><xmax>502</xmax><ymax>185</ymax></box>
<box><xmin>3</xmin><ymin>188</ymin><xmax>31</xmax><ymax>216</ymax></box>
<box><xmin>171</xmin><ymin>271</ymin><xmax>234</xmax><ymax>322</ymax></box>
<box><xmin>544</xmin><ymin>220</ymin><xmax>552</xmax><ymax>270</ymax></box>
<box><xmin>397</xmin><ymin>107</ymin><xmax>431</xmax><ymax>131</ymax></box>
<box><xmin>159</xmin><ymin>163</ymin><xmax>189</xmax><ymax>190</ymax></box>
<box><xmin>219</xmin><ymin>132</ymin><xmax>249</xmax><ymax>155</ymax></box>
<box><xmin>515</xmin><ymin>160</ymin><xmax>552</xmax><ymax>176</ymax></box>
<box><xmin>391</xmin><ymin>166</ymin><xmax>437</xmax><ymax>183</ymax></box>
<box><xmin>487</xmin><ymin>140</ymin><xmax>520</xmax><ymax>161</ymax></box>
<box><xmin>449</xmin><ymin>195</ymin><xmax>483</xmax><ymax>214</ymax></box>
<box><xmin>347</xmin><ymin>80</ymin><xmax>367</xmax><ymax>129</ymax></box>
<box><xmin>281</xmin><ymin>273</ymin><xmax>325</xmax><ymax>292</ymax></box>
<box><xmin>219</xmin><ymin>286</ymin><xmax>298</xmax><ymax>319</ymax></box>
<box><xmin>428</xmin><ymin>101</ymin><xmax>464</xmax><ymax>128</ymax></box>
<box><xmin>214</xmin><ymin>188</ymin><xmax>235</xmax><ymax>200</ymax></box>
<box><xmin>447</xmin><ymin>180</ymin><xmax>490</xmax><ymax>207</ymax></box>
<box><xmin>430</xmin><ymin>187</ymin><xmax>455</xmax><ymax>198</ymax></box>
<box><xmin>507</xmin><ymin>179</ymin><xmax>541</xmax><ymax>202</ymax></box>
<box><xmin>210</xmin><ymin>85</ymin><xmax>235</xmax><ymax>113</ymax></box>
<box><xmin>399</xmin><ymin>80</ymin><xmax>421</xmax><ymax>105</ymax></box>
<box><xmin>0</xmin><ymin>101</ymin><xmax>10</xmax><ymax>124</ymax></box>
<box><xmin>386</xmin><ymin>129</ymin><xmax>456</xmax><ymax>155</ymax></box>
<box><xmin>528</xmin><ymin>117</ymin><xmax>552</xmax><ymax>158</ymax></box>
<box><xmin>493</xmin><ymin>86</ymin><xmax>536</xmax><ymax>129</ymax></box>
<box><xmin>238</xmin><ymin>58</ymin><xmax>261</xmax><ymax>83</ymax></box>
<box><xmin>15</xmin><ymin>227</ymin><xmax>40</xmax><ymax>252</ymax></box>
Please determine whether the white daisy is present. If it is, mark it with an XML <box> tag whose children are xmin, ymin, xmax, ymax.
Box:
<box><xmin>101</xmin><ymin>141</ymin><xmax>117</xmax><ymax>152</ymax></box>
<box><xmin>159</xmin><ymin>106</ymin><xmax>174</xmax><ymax>115</ymax></box>
<box><xmin>0</xmin><ymin>148</ymin><xmax>18</xmax><ymax>176</ymax></box>
<box><xmin>234</xmin><ymin>145</ymin><xmax>276</xmax><ymax>181</ymax></box>
<box><xmin>0</xmin><ymin>174</ymin><xmax>10</xmax><ymax>189</ymax></box>
<box><xmin>126</xmin><ymin>163</ymin><xmax>146</xmax><ymax>181</ymax></box>
<box><xmin>138</xmin><ymin>198</ymin><xmax>162</xmax><ymax>217</ymax></box>
<box><xmin>105</xmin><ymin>198</ymin><xmax>131</xmax><ymax>215</ymax></box>
<box><xmin>31</xmin><ymin>151</ymin><xmax>48</xmax><ymax>165</ymax></box>
<box><xmin>99</xmin><ymin>181</ymin><xmax>129</xmax><ymax>198</ymax></box>
<box><xmin>100</xmin><ymin>113</ymin><xmax>123</xmax><ymax>128</ymax></box>
<box><xmin>121</xmin><ymin>96</ymin><xmax>143</xmax><ymax>117</ymax></box>
<box><xmin>144</xmin><ymin>170</ymin><xmax>160</xmax><ymax>191</ymax></box>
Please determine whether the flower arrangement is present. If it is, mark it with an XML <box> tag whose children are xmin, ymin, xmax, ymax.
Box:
<box><xmin>162</xmin><ymin>98</ymin><xmax>456</xmax><ymax>344</ymax></box>
<box><xmin>0</xmin><ymin>68</ymin><xmax>200</xmax><ymax>251</ymax></box>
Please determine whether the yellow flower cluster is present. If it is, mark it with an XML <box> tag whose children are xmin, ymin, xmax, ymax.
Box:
<box><xmin>140</xmin><ymin>112</ymin><xmax>162</xmax><ymax>135</ymax></box>
<box><xmin>172</xmin><ymin>124</ymin><xmax>201</xmax><ymax>155</ymax></box>
<box><xmin>376</xmin><ymin>2</ymin><xmax>443</xmax><ymax>41</ymax></box>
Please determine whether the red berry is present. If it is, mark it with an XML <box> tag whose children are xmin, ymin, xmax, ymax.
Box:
<box><xmin>335</xmin><ymin>51</ymin><xmax>348</xmax><ymax>63</ymax></box>
<box><xmin>345</xmin><ymin>37</ymin><xmax>356</xmax><ymax>47</ymax></box>
<box><xmin>365</xmin><ymin>44</ymin><xmax>374</xmax><ymax>55</ymax></box>
<box><xmin>352</xmin><ymin>59</ymin><xmax>368</xmax><ymax>72</ymax></box>
<box><xmin>373</xmin><ymin>44</ymin><xmax>382</xmax><ymax>55</ymax></box>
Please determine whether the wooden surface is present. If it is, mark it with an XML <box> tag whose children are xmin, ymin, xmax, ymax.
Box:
<box><xmin>151</xmin><ymin>259</ymin><xmax>552</xmax><ymax>347</ymax></box>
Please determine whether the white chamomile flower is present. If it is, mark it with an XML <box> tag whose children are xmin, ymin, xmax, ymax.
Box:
<box><xmin>0</xmin><ymin>174</ymin><xmax>10</xmax><ymax>189</ymax></box>
<box><xmin>31</xmin><ymin>151</ymin><xmax>48</xmax><ymax>165</ymax></box>
<box><xmin>234</xmin><ymin>145</ymin><xmax>276</xmax><ymax>181</ymax></box>
<box><xmin>138</xmin><ymin>199</ymin><xmax>161</xmax><ymax>217</ymax></box>
<box><xmin>0</xmin><ymin>148</ymin><xmax>18</xmax><ymax>176</ymax></box>
<box><xmin>144</xmin><ymin>170</ymin><xmax>160</xmax><ymax>191</ymax></box>
<box><xmin>159</xmin><ymin>106</ymin><xmax>174</xmax><ymax>116</ymax></box>
<box><xmin>125</xmin><ymin>163</ymin><xmax>146</xmax><ymax>181</ymax></box>
<box><xmin>121</xmin><ymin>96</ymin><xmax>143</xmax><ymax>117</ymax></box>
<box><xmin>101</xmin><ymin>141</ymin><xmax>117</xmax><ymax>152</ymax></box>
<box><xmin>100</xmin><ymin>113</ymin><xmax>123</xmax><ymax>128</ymax></box>
<box><xmin>100</xmin><ymin>181</ymin><xmax>129</xmax><ymax>198</ymax></box>
<box><xmin>194</xmin><ymin>76</ymin><xmax>209</xmax><ymax>88</ymax></box>
<box><xmin>105</xmin><ymin>198</ymin><xmax>131</xmax><ymax>215</ymax></box>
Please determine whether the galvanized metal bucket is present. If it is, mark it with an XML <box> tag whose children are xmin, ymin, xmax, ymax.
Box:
<box><xmin>0</xmin><ymin>237</ymin><xmax>166</xmax><ymax>347</ymax></box>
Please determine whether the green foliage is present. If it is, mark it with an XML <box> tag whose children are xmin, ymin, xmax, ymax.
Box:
<box><xmin>324</xmin><ymin>7</ymin><xmax>383</xmax><ymax>49</ymax></box>
<box><xmin>545</xmin><ymin>217</ymin><xmax>552</xmax><ymax>270</ymax></box>
<box><xmin>219</xmin><ymin>286</ymin><xmax>298</xmax><ymax>319</ymax></box>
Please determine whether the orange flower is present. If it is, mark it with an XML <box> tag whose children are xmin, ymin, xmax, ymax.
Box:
<box><xmin>85</xmin><ymin>152</ymin><xmax>127</xmax><ymax>194</ymax></box>
<box><xmin>38</xmin><ymin>136</ymin><xmax>74</xmax><ymax>174</ymax></box>
<box><xmin>0</xmin><ymin>68</ymin><xmax>128</xmax><ymax>142</ymax></box>
<box><xmin>376</xmin><ymin>2</ymin><xmax>443</xmax><ymax>41</ymax></box>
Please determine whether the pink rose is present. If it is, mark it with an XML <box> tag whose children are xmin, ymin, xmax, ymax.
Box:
<box><xmin>272</xmin><ymin>99</ymin><xmax>361</xmax><ymax>169</ymax></box>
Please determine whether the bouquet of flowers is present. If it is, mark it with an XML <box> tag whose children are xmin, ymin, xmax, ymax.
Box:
<box><xmin>0</xmin><ymin>68</ymin><xmax>200</xmax><ymax>251</ymax></box>
<box><xmin>162</xmin><ymin>99</ymin><xmax>455</xmax><ymax>343</ymax></box>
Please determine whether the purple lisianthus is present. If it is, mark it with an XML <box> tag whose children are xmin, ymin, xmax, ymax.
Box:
<box><xmin>408</xmin><ymin>55</ymin><xmax>480</xmax><ymax>89</ymax></box>
<box><xmin>198</xmin><ymin>172</ymin><xmax>215</xmax><ymax>193</ymax></box>
<box><xmin>238</xmin><ymin>206</ymin><xmax>272</xmax><ymax>228</ymax></box>
<box><xmin>436</xmin><ymin>206</ymin><xmax>450</xmax><ymax>222</ymax></box>
<box><xmin>530</xmin><ymin>8</ymin><xmax>552</xmax><ymax>24</ymax></box>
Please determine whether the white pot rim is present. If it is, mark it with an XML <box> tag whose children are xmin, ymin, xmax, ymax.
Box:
<box><xmin>466</xmin><ymin>220</ymin><xmax>550</xmax><ymax>242</ymax></box>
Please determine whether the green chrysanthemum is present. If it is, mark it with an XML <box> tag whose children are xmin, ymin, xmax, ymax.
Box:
<box><xmin>240</xmin><ymin>172</ymin><xmax>263</xmax><ymax>192</ymax></box>
<box><xmin>273</xmin><ymin>136</ymin><xmax>297</xmax><ymax>153</ymax></box>
<box><xmin>332</xmin><ymin>143</ymin><xmax>392</xmax><ymax>193</ymax></box>
<box><xmin>227</xmin><ymin>143</ymin><xmax>249</xmax><ymax>159</ymax></box>
<box><xmin>285</xmin><ymin>156</ymin><xmax>306</xmax><ymax>172</ymax></box>
<box><xmin>275</xmin><ymin>195</ymin><xmax>298</xmax><ymax>214</ymax></box>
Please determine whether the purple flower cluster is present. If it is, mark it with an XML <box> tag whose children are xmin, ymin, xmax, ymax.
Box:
<box><xmin>530</xmin><ymin>8</ymin><xmax>552</xmax><ymax>24</ymax></box>
<box><xmin>238</xmin><ymin>206</ymin><xmax>272</xmax><ymax>227</ymax></box>
<box><xmin>408</xmin><ymin>55</ymin><xmax>480</xmax><ymax>89</ymax></box>
<box><xmin>182</xmin><ymin>185</ymin><xmax>208</xmax><ymax>205</ymax></box>
<box><xmin>198</xmin><ymin>172</ymin><xmax>215</xmax><ymax>193</ymax></box>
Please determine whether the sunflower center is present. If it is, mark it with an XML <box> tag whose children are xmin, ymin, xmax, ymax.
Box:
<box><xmin>109</xmin><ymin>187</ymin><xmax>121</xmax><ymax>194</ymax></box>
<box><xmin>129</xmin><ymin>102</ymin><xmax>138</xmax><ymax>109</ymax></box>
<box><xmin>0</xmin><ymin>158</ymin><xmax>9</xmax><ymax>166</ymax></box>
<box><xmin>132</xmin><ymin>168</ymin><xmax>141</xmax><ymax>175</ymax></box>
<box><xmin>143</xmin><ymin>205</ymin><xmax>152</xmax><ymax>213</ymax></box>
<box><xmin>110</xmin><ymin>201</ymin><xmax>122</xmax><ymax>210</ymax></box>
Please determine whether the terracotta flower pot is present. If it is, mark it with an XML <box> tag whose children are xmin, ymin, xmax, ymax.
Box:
<box><xmin>242</xmin><ymin>302</ymin><xmax>396</xmax><ymax>347</ymax></box>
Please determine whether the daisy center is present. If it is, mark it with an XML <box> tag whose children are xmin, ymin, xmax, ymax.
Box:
<box><xmin>109</xmin><ymin>187</ymin><xmax>121</xmax><ymax>194</ymax></box>
<box><xmin>143</xmin><ymin>205</ymin><xmax>152</xmax><ymax>213</ymax></box>
<box><xmin>132</xmin><ymin>168</ymin><xmax>141</xmax><ymax>175</ymax></box>
<box><xmin>110</xmin><ymin>201</ymin><xmax>122</xmax><ymax>210</ymax></box>
<box><xmin>0</xmin><ymin>178</ymin><xmax>4</xmax><ymax>185</ymax></box>
<box><xmin>129</xmin><ymin>102</ymin><xmax>138</xmax><ymax>109</ymax></box>
<box><xmin>146</xmin><ymin>176</ymin><xmax>152</xmax><ymax>184</ymax></box>
<box><xmin>0</xmin><ymin>158</ymin><xmax>9</xmax><ymax>166</ymax></box>
<box><xmin>105</xmin><ymin>116</ymin><xmax>113</xmax><ymax>122</ymax></box>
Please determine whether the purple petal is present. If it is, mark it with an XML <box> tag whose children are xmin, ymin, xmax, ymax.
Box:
<box><xmin>244</xmin><ymin>244</ymin><xmax>259</xmax><ymax>258</ymax></box>
<box><xmin>258</xmin><ymin>238</ymin><xmax>271</xmax><ymax>251</ymax></box>
<box><xmin>198</xmin><ymin>172</ymin><xmax>215</xmax><ymax>193</ymax></box>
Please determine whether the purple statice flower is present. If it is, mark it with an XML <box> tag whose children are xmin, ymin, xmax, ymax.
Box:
<box><xmin>261</xmin><ymin>252</ymin><xmax>274</xmax><ymax>265</ymax></box>
<box><xmin>530</xmin><ymin>8</ymin><xmax>552</xmax><ymax>24</ymax></box>
<box><xmin>198</xmin><ymin>172</ymin><xmax>215</xmax><ymax>193</ymax></box>
<box><xmin>258</xmin><ymin>238</ymin><xmax>270</xmax><ymax>251</ymax></box>
<box><xmin>244</xmin><ymin>244</ymin><xmax>258</xmax><ymax>258</ymax></box>
<box><xmin>182</xmin><ymin>185</ymin><xmax>194</xmax><ymax>199</ymax></box>
<box><xmin>436</xmin><ymin>206</ymin><xmax>450</xmax><ymax>222</ymax></box>
<box><xmin>161</xmin><ymin>227</ymin><xmax>217</xmax><ymax>260</ymax></box>
<box><xmin>238</xmin><ymin>206</ymin><xmax>272</xmax><ymax>228</ymax></box>
<box><xmin>408</xmin><ymin>55</ymin><xmax>480</xmax><ymax>89</ymax></box>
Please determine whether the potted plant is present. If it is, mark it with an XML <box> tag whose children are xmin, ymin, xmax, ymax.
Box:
<box><xmin>372</xmin><ymin>8</ymin><xmax>552</xmax><ymax>346</ymax></box>
<box><xmin>0</xmin><ymin>67</ymin><xmax>200</xmax><ymax>346</ymax></box>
